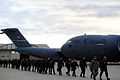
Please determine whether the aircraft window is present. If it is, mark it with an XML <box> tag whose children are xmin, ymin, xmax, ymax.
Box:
<box><xmin>67</xmin><ymin>40</ymin><xmax>72</xmax><ymax>43</ymax></box>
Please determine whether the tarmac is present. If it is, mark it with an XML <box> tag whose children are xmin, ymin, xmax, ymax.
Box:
<box><xmin>0</xmin><ymin>65</ymin><xmax>120</xmax><ymax>80</ymax></box>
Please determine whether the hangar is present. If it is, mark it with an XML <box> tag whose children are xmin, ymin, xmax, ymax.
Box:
<box><xmin>0</xmin><ymin>43</ymin><xmax>49</xmax><ymax>60</ymax></box>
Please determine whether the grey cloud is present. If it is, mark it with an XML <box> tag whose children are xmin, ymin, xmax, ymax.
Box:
<box><xmin>36</xmin><ymin>23</ymin><xmax>99</xmax><ymax>35</ymax></box>
<box><xmin>61</xmin><ymin>0</ymin><xmax>120</xmax><ymax>17</ymax></box>
<box><xmin>0</xmin><ymin>0</ymin><xmax>120</xmax><ymax>36</ymax></box>
<box><xmin>95</xmin><ymin>11</ymin><xmax>120</xmax><ymax>17</ymax></box>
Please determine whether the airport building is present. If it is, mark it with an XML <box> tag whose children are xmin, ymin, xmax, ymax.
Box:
<box><xmin>0</xmin><ymin>44</ymin><xmax>49</xmax><ymax>60</ymax></box>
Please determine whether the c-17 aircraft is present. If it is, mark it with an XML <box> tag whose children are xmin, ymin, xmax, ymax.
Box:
<box><xmin>1</xmin><ymin>28</ymin><xmax>120</xmax><ymax>61</ymax></box>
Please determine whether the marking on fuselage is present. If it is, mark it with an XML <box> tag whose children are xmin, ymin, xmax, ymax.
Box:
<box><xmin>84</xmin><ymin>39</ymin><xmax>107</xmax><ymax>44</ymax></box>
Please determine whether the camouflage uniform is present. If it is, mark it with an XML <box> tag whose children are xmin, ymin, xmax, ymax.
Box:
<box><xmin>90</xmin><ymin>57</ymin><xmax>99</xmax><ymax>80</ymax></box>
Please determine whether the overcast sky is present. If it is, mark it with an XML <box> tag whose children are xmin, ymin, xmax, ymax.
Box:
<box><xmin>0</xmin><ymin>0</ymin><xmax>120</xmax><ymax>48</ymax></box>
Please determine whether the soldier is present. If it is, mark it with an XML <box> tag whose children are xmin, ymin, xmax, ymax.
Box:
<box><xmin>34</xmin><ymin>60</ymin><xmax>38</xmax><ymax>72</ymax></box>
<box><xmin>57</xmin><ymin>58</ymin><xmax>64</xmax><ymax>75</ymax></box>
<box><xmin>21</xmin><ymin>59</ymin><xmax>25</xmax><ymax>71</ymax></box>
<box><xmin>16</xmin><ymin>59</ymin><xmax>21</xmax><ymax>70</ymax></box>
<box><xmin>11</xmin><ymin>59</ymin><xmax>15</xmax><ymax>69</ymax></box>
<box><xmin>4</xmin><ymin>60</ymin><xmax>8</xmax><ymax>68</ymax></box>
<box><xmin>65</xmin><ymin>59</ymin><xmax>71</xmax><ymax>76</ymax></box>
<box><xmin>48</xmin><ymin>58</ymin><xmax>52</xmax><ymax>74</ymax></box>
<box><xmin>14</xmin><ymin>59</ymin><xmax>18</xmax><ymax>69</ymax></box>
<box><xmin>38</xmin><ymin>59</ymin><xmax>42</xmax><ymax>73</ymax></box>
<box><xmin>0</xmin><ymin>60</ymin><xmax>1</xmax><ymax>67</ymax></box>
<box><xmin>8</xmin><ymin>60</ymin><xmax>11</xmax><ymax>68</ymax></box>
<box><xmin>39</xmin><ymin>59</ymin><xmax>45</xmax><ymax>74</ymax></box>
<box><xmin>51</xmin><ymin>59</ymin><xmax>56</xmax><ymax>75</ymax></box>
<box><xmin>45</xmin><ymin>58</ymin><xmax>50</xmax><ymax>74</ymax></box>
<box><xmin>1</xmin><ymin>60</ymin><xmax>3</xmax><ymax>67</ymax></box>
<box><xmin>27</xmin><ymin>60</ymin><xmax>31</xmax><ymax>71</ymax></box>
<box><xmin>49</xmin><ymin>59</ymin><xmax>56</xmax><ymax>75</ymax></box>
<box><xmin>71</xmin><ymin>59</ymin><xmax>78</xmax><ymax>77</ymax></box>
<box><xmin>79</xmin><ymin>57</ymin><xmax>87</xmax><ymax>78</ymax></box>
<box><xmin>31</xmin><ymin>60</ymin><xmax>35</xmax><ymax>72</ymax></box>
<box><xmin>99</xmin><ymin>56</ymin><xmax>110</xmax><ymax>80</ymax></box>
<box><xmin>90</xmin><ymin>56</ymin><xmax>99</xmax><ymax>80</ymax></box>
<box><xmin>0</xmin><ymin>60</ymin><xmax>3</xmax><ymax>67</ymax></box>
<box><xmin>24</xmin><ymin>59</ymin><xmax>28</xmax><ymax>71</ymax></box>
<box><xmin>35</xmin><ymin>60</ymin><xmax>39</xmax><ymax>72</ymax></box>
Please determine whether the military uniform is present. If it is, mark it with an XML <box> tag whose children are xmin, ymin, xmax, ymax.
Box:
<box><xmin>99</xmin><ymin>56</ymin><xmax>110</xmax><ymax>80</ymax></box>
<box><xmin>65</xmin><ymin>59</ymin><xmax>71</xmax><ymax>76</ymax></box>
<box><xmin>79</xmin><ymin>57</ymin><xmax>87</xmax><ymax>78</ymax></box>
<box><xmin>71</xmin><ymin>60</ymin><xmax>78</xmax><ymax>77</ymax></box>
<box><xmin>90</xmin><ymin>57</ymin><xmax>99</xmax><ymax>80</ymax></box>
<box><xmin>57</xmin><ymin>58</ymin><xmax>64</xmax><ymax>75</ymax></box>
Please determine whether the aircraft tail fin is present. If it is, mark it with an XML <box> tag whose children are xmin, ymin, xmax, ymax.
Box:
<box><xmin>1</xmin><ymin>28</ymin><xmax>32</xmax><ymax>48</ymax></box>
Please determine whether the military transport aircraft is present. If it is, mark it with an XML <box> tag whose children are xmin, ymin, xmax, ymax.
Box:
<box><xmin>1</xmin><ymin>28</ymin><xmax>120</xmax><ymax>61</ymax></box>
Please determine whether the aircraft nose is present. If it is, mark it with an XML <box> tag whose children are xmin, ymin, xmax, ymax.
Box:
<box><xmin>61</xmin><ymin>43</ymin><xmax>68</xmax><ymax>51</ymax></box>
<box><xmin>61</xmin><ymin>44</ymin><xmax>66</xmax><ymax>50</ymax></box>
<box><xmin>61</xmin><ymin>43</ymin><xmax>72</xmax><ymax>52</ymax></box>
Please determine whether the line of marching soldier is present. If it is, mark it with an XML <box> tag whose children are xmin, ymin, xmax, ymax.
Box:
<box><xmin>0</xmin><ymin>58</ymin><xmax>56</xmax><ymax>75</ymax></box>
<box><xmin>0</xmin><ymin>56</ymin><xmax>110</xmax><ymax>80</ymax></box>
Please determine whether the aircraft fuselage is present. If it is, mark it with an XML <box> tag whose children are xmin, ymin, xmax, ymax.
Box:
<box><xmin>61</xmin><ymin>35</ymin><xmax>120</xmax><ymax>61</ymax></box>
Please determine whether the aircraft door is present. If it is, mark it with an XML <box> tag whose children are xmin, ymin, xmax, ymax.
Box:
<box><xmin>118</xmin><ymin>41</ymin><xmax>120</xmax><ymax>52</ymax></box>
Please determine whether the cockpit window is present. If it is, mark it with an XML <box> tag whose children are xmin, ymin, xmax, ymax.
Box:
<box><xmin>67</xmin><ymin>40</ymin><xmax>80</xmax><ymax>44</ymax></box>
<box><xmin>67</xmin><ymin>40</ymin><xmax>72</xmax><ymax>43</ymax></box>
